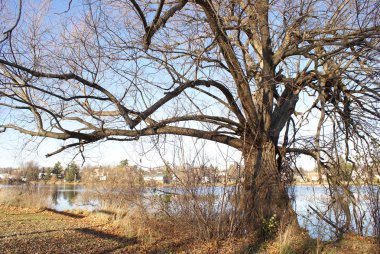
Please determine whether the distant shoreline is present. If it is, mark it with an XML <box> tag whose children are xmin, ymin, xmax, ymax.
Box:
<box><xmin>1</xmin><ymin>181</ymin><xmax>378</xmax><ymax>189</ymax></box>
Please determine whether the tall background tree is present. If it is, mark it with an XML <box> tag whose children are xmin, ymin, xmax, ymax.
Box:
<box><xmin>52</xmin><ymin>162</ymin><xmax>63</xmax><ymax>176</ymax></box>
<box><xmin>0</xmin><ymin>0</ymin><xmax>379</xmax><ymax>233</ymax></box>
<box><xmin>65</xmin><ymin>162</ymin><xmax>80</xmax><ymax>182</ymax></box>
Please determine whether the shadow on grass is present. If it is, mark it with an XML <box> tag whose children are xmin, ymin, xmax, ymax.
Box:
<box><xmin>75</xmin><ymin>227</ymin><xmax>138</xmax><ymax>246</ymax></box>
<box><xmin>0</xmin><ymin>224</ymin><xmax>139</xmax><ymax>253</ymax></box>
<box><xmin>0</xmin><ymin>223</ymin><xmax>108</xmax><ymax>239</ymax></box>
<box><xmin>44</xmin><ymin>208</ymin><xmax>86</xmax><ymax>218</ymax></box>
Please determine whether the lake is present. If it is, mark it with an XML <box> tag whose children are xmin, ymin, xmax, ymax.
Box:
<box><xmin>0</xmin><ymin>183</ymin><xmax>377</xmax><ymax>240</ymax></box>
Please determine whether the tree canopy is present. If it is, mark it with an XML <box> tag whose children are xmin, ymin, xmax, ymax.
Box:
<box><xmin>0</xmin><ymin>0</ymin><xmax>379</xmax><ymax>232</ymax></box>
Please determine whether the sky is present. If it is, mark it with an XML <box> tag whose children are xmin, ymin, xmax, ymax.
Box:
<box><xmin>0</xmin><ymin>0</ymin><xmax>318</xmax><ymax>171</ymax></box>
<box><xmin>0</xmin><ymin>127</ymin><xmax>316</xmax><ymax>170</ymax></box>
<box><xmin>0</xmin><ymin>131</ymin><xmax>232</xmax><ymax>168</ymax></box>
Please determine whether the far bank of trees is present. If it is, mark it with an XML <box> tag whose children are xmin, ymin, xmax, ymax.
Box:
<box><xmin>1</xmin><ymin>157</ymin><xmax>379</xmax><ymax>186</ymax></box>
<box><xmin>0</xmin><ymin>161</ymin><xmax>81</xmax><ymax>183</ymax></box>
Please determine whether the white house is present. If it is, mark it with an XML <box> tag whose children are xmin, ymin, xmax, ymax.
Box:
<box><xmin>144</xmin><ymin>175</ymin><xmax>166</xmax><ymax>184</ymax></box>
<box><xmin>201</xmin><ymin>176</ymin><xmax>211</xmax><ymax>184</ymax></box>
<box><xmin>0</xmin><ymin>173</ymin><xmax>11</xmax><ymax>180</ymax></box>
<box><xmin>38</xmin><ymin>172</ymin><xmax>47</xmax><ymax>180</ymax></box>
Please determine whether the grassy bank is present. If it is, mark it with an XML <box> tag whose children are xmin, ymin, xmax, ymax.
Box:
<box><xmin>0</xmin><ymin>205</ymin><xmax>378</xmax><ymax>253</ymax></box>
<box><xmin>1</xmin><ymin>183</ymin><xmax>378</xmax><ymax>253</ymax></box>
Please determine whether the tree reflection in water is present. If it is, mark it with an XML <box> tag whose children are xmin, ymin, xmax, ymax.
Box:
<box><xmin>50</xmin><ymin>185</ymin><xmax>79</xmax><ymax>207</ymax></box>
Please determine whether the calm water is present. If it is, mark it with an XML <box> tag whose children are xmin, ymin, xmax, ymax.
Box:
<box><xmin>0</xmin><ymin>184</ymin><xmax>377</xmax><ymax>240</ymax></box>
<box><xmin>48</xmin><ymin>184</ymin><xmax>99</xmax><ymax>211</ymax></box>
<box><xmin>0</xmin><ymin>184</ymin><xmax>98</xmax><ymax>211</ymax></box>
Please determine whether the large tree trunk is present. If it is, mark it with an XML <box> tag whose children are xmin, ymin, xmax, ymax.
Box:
<box><xmin>241</xmin><ymin>140</ymin><xmax>296</xmax><ymax>236</ymax></box>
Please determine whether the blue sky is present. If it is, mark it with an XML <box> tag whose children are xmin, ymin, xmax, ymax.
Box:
<box><xmin>0</xmin><ymin>0</ymin><xmax>319</xmax><ymax>171</ymax></box>
<box><xmin>0</xmin><ymin>127</ymin><xmax>316</xmax><ymax>170</ymax></box>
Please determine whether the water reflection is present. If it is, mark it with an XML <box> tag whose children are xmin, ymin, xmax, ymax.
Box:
<box><xmin>291</xmin><ymin>185</ymin><xmax>378</xmax><ymax>240</ymax></box>
<box><xmin>50</xmin><ymin>185</ymin><xmax>80</xmax><ymax>209</ymax></box>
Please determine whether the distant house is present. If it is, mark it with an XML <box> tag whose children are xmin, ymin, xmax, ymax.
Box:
<box><xmin>217</xmin><ymin>170</ymin><xmax>228</xmax><ymax>182</ymax></box>
<box><xmin>201</xmin><ymin>176</ymin><xmax>211</xmax><ymax>184</ymax></box>
<box><xmin>0</xmin><ymin>173</ymin><xmax>11</xmax><ymax>180</ymax></box>
<box><xmin>91</xmin><ymin>168</ymin><xmax>108</xmax><ymax>181</ymax></box>
<box><xmin>99</xmin><ymin>175</ymin><xmax>107</xmax><ymax>181</ymax></box>
<box><xmin>56</xmin><ymin>174</ymin><xmax>64</xmax><ymax>179</ymax></box>
<box><xmin>308</xmin><ymin>172</ymin><xmax>319</xmax><ymax>182</ymax></box>
<box><xmin>298</xmin><ymin>171</ymin><xmax>326</xmax><ymax>182</ymax></box>
<box><xmin>38</xmin><ymin>172</ymin><xmax>47</xmax><ymax>180</ymax></box>
<box><xmin>143</xmin><ymin>175</ymin><xmax>168</xmax><ymax>184</ymax></box>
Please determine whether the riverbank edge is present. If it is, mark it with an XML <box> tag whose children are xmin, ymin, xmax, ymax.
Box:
<box><xmin>0</xmin><ymin>204</ymin><xmax>378</xmax><ymax>254</ymax></box>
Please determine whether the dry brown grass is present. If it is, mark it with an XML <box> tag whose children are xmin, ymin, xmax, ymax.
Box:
<box><xmin>0</xmin><ymin>185</ymin><xmax>50</xmax><ymax>209</ymax></box>
<box><xmin>320</xmin><ymin>233</ymin><xmax>379</xmax><ymax>254</ymax></box>
<box><xmin>1</xmin><ymin>182</ymin><xmax>379</xmax><ymax>253</ymax></box>
<box><xmin>259</xmin><ymin>221</ymin><xmax>316</xmax><ymax>254</ymax></box>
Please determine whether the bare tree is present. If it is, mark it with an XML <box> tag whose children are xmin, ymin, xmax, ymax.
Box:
<box><xmin>0</xmin><ymin>0</ymin><xmax>379</xmax><ymax>233</ymax></box>
<box><xmin>21</xmin><ymin>160</ymin><xmax>39</xmax><ymax>181</ymax></box>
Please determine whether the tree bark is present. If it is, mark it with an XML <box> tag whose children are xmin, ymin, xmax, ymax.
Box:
<box><xmin>241</xmin><ymin>140</ymin><xmax>296</xmax><ymax>235</ymax></box>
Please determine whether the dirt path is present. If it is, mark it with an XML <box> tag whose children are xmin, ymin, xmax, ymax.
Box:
<box><xmin>0</xmin><ymin>206</ymin><xmax>138</xmax><ymax>254</ymax></box>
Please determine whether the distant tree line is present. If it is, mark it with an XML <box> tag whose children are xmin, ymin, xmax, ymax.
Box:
<box><xmin>0</xmin><ymin>161</ymin><xmax>81</xmax><ymax>183</ymax></box>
